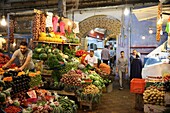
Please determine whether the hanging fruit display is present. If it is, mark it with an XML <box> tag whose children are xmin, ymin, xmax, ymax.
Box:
<box><xmin>156</xmin><ymin>3</ymin><xmax>162</xmax><ymax>42</ymax></box>
<box><xmin>32</xmin><ymin>13</ymin><xmax>41</xmax><ymax>41</ymax></box>
<box><xmin>9</xmin><ymin>19</ymin><xmax>14</xmax><ymax>43</ymax></box>
<box><xmin>40</xmin><ymin>13</ymin><xmax>46</xmax><ymax>33</ymax></box>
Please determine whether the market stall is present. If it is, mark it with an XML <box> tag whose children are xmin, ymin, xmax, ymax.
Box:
<box><xmin>0</xmin><ymin>8</ymin><xmax>115</xmax><ymax>112</ymax></box>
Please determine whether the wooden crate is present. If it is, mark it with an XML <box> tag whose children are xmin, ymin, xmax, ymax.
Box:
<box><xmin>106</xmin><ymin>82</ymin><xmax>113</xmax><ymax>93</ymax></box>
<box><xmin>144</xmin><ymin>104</ymin><xmax>166</xmax><ymax>113</ymax></box>
<box><xmin>165</xmin><ymin>92</ymin><xmax>170</xmax><ymax>106</ymax></box>
<box><xmin>102</xmin><ymin>82</ymin><xmax>113</xmax><ymax>93</ymax></box>
<box><xmin>135</xmin><ymin>94</ymin><xmax>144</xmax><ymax>111</ymax></box>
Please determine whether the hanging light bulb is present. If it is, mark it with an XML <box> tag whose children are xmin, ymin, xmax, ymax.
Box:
<box><xmin>124</xmin><ymin>7</ymin><xmax>130</xmax><ymax>16</ymax></box>
<box><xmin>90</xmin><ymin>29</ymin><xmax>94</xmax><ymax>34</ymax></box>
<box><xmin>68</xmin><ymin>21</ymin><xmax>72</xmax><ymax>26</ymax></box>
<box><xmin>13</xmin><ymin>42</ymin><xmax>16</xmax><ymax>47</ymax></box>
<box><xmin>1</xmin><ymin>15</ymin><xmax>7</xmax><ymax>26</ymax></box>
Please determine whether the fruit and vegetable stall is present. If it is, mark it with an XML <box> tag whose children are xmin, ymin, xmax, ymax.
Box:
<box><xmin>130</xmin><ymin>70</ymin><xmax>170</xmax><ymax>113</ymax></box>
<box><xmin>0</xmin><ymin>9</ymin><xmax>115</xmax><ymax>112</ymax></box>
<box><xmin>0</xmin><ymin>48</ymin><xmax>113</xmax><ymax>112</ymax></box>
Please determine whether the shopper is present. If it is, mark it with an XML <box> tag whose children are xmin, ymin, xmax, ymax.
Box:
<box><xmin>101</xmin><ymin>45</ymin><xmax>110</xmax><ymax>65</ymax></box>
<box><xmin>109</xmin><ymin>47</ymin><xmax>115</xmax><ymax>68</ymax></box>
<box><xmin>84</xmin><ymin>49</ymin><xmax>98</xmax><ymax>67</ymax></box>
<box><xmin>130</xmin><ymin>49</ymin><xmax>137</xmax><ymax>63</ymax></box>
<box><xmin>116</xmin><ymin>51</ymin><xmax>128</xmax><ymax>90</ymax></box>
<box><xmin>130</xmin><ymin>54</ymin><xmax>143</xmax><ymax>81</ymax></box>
<box><xmin>2</xmin><ymin>41</ymin><xmax>35</xmax><ymax>71</ymax></box>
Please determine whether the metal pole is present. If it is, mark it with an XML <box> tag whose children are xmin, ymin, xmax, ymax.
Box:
<box><xmin>128</xmin><ymin>8</ymin><xmax>132</xmax><ymax>77</ymax></box>
<box><xmin>7</xmin><ymin>13</ymin><xmax>10</xmax><ymax>57</ymax></box>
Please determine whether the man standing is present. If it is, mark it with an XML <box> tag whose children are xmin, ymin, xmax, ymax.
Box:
<box><xmin>101</xmin><ymin>45</ymin><xmax>110</xmax><ymax>65</ymax></box>
<box><xmin>116</xmin><ymin>51</ymin><xmax>128</xmax><ymax>90</ymax></box>
<box><xmin>109</xmin><ymin>47</ymin><xmax>115</xmax><ymax>68</ymax></box>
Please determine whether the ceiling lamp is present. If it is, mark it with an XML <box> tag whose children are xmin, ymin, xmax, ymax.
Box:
<box><xmin>124</xmin><ymin>7</ymin><xmax>130</xmax><ymax>16</ymax></box>
<box><xmin>142</xmin><ymin>36</ymin><xmax>146</xmax><ymax>40</ymax></box>
<box><xmin>1</xmin><ymin>15</ymin><xmax>7</xmax><ymax>26</ymax></box>
<box><xmin>149</xmin><ymin>28</ymin><xmax>153</xmax><ymax>34</ymax></box>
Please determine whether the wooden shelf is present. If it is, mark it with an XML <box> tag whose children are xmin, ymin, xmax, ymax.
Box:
<box><xmin>33</xmin><ymin>41</ymin><xmax>80</xmax><ymax>46</ymax></box>
<box><xmin>49</xmin><ymin>90</ymin><xmax>75</xmax><ymax>96</ymax></box>
<box><xmin>41</xmin><ymin>74</ymin><xmax>51</xmax><ymax>77</ymax></box>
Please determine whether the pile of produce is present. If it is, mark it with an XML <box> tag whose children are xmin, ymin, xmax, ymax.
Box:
<box><xmin>143</xmin><ymin>86</ymin><xmax>165</xmax><ymax>106</ymax></box>
<box><xmin>58</xmin><ymin>96</ymin><xmax>77</xmax><ymax>113</ymax></box>
<box><xmin>163</xmin><ymin>72</ymin><xmax>170</xmax><ymax>91</ymax></box>
<box><xmin>2</xmin><ymin>105</ymin><xmax>22</xmax><ymax>113</ymax></box>
<box><xmin>1</xmin><ymin>70</ymin><xmax>30</xmax><ymax>93</ymax></box>
<box><xmin>22</xmin><ymin>89</ymin><xmax>77</xmax><ymax>113</ymax></box>
<box><xmin>38</xmin><ymin>32</ymin><xmax>64</xmax><ymax>43</ymax></box>
<box><xmin>44</xmin><ymin>62</ymin><xmax>79</xmax><ymax>90</ymax></box>
<box><xmin>63</xmin><ymin>46</ymin><xmax>76</xmax><ymax>59</ymax></box>
<box><xmin>33</xmin><ymin>44</ymin><xmax>52</xmax><ymax>60</ymax></box>
<box><xmin>95</xmin><ymin>67</ymin><xmax>110</xmax><ymax>78</ymax></box>
<box><xmin>65</xmin><ymin>31</ymin><xmax>79</xmax><ymax>43</ymax></box>
<box><xmin>0</xmin><ymin>53</ymin><xmax>13</xmax><ymax>68</ymax></box>
<box><xmin>45</xmin><ymin>54</ymin><xmax>64</xmax><ymax>69</ymax></box>
<box><xmin>33</xmin><ymin>44</ymin><xmax>66</xmax><ymax>69</ymax></box>
<box><xmin>75</xmin><ymin>50</ymin><xmax>88</xmax><ymax>57</ymax></box>
<box><xmin>99</xmin><ymin>63</ymin><xmax>111</xmax><ymax>75</ymax></box>
<box><xmin>0</xmin><ymin>88</ymin><xmax>11</xmax><ymax>103</ymax></box>
<box><xmin>1</xmin><ymin>87</ymin><xmax>77</xmax><ymax>113</ymax></box>
<box><xmin>76</xmin><ymin>84</ymin><xmax>102</xmax><ymax>103</ymax></box>
<box><xmin>28</xmin><ymin>71</ymin><xmax>42</xmax><ymax>88</ymax></box>
<box><xmin>60</xmin><ymin>70</ymin><xmax>86</xmax><ymax>91</ymax></box>
<box><xmin>88</xmin><ymin>72</ymin><xmax>106</xmax><ymax>89</ymax></box>
<box><xmin>83</xmin><ymin>84</ymin><xmax>100</xmax><ymax>94</ymax></box>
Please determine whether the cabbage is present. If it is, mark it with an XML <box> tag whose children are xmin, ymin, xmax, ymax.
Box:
<box><xmin>93</xmin><ymin>80</ymin><xmax>101</xmax><ymax>86</ymax></box>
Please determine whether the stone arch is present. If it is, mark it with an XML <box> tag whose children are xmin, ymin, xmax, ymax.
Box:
<box><xmin>77</xmin><ymin>15</ymin><xmax>121</xmax><ymax>39</ymax></box>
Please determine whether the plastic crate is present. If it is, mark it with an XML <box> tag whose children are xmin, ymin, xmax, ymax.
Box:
<box><xmin>130</xmin><ymin>78</ymin><xmax>145</xmax><ymax>94</ymax></box>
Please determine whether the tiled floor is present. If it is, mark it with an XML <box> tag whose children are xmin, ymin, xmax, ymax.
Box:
<box><xmin>77</xmin><ymin>76</ymin><xmax>144</xmax><ymax>113</ymax></box>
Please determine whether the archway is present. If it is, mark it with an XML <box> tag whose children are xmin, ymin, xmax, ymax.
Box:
<box><xmin>77</xmin><ymin>15</ymin><xmax>121</xmax><ymax>49</ymax></box>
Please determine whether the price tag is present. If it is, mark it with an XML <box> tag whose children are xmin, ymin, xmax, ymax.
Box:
<box><xmin>27</xmin><ymin>90</ymin><xmax>37</xmax><ymax>98</ymax></box>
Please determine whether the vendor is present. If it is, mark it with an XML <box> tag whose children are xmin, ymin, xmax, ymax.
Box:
<box><xmin>84</xmin><ymin>49</ymin><xmax>98</xmax><ymax>67</ymax></box>
<box><xmin>2</xmin><ymin>41</ymin><xmax>35</xmax><ymax>71</ymax></box>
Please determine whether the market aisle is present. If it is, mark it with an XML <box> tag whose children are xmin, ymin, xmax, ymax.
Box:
<box><xmin>77</xmin><ymin>78</ymin><xmax>144</xmax><ymax>113</ymax></box>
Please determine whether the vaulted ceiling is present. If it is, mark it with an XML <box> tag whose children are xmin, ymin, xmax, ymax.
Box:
<box><xmin>0</xmin><ymin>0</ymin><xmax>165</xmax><ymax>16</ymax></box>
